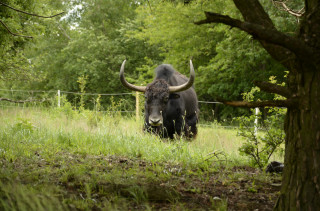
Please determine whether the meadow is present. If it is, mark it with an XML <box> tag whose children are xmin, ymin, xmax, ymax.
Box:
<box><xmin>0</xmin><ymin>106</ymin><xmax>281</xmax><ymax>210</ymax></box>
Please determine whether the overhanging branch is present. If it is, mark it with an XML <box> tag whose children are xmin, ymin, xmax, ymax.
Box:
<box><xmin>0</xmin><ymin>2</ymin><xmax>65</xmax><ymax>18</ymax></box>
<box><xmin>221</xmin><ymin>100</ymin><xmax>294</xmax><ymax>108</ymax></box>
<box><xmin>254</xmin><ymin>81</ymin><xmax>291</xmax><ymax>98</ymax></box>
<box><xmin>0</xmin><ymin>1</ymin><xmax>64</xmax><ymax>38</ymax></box>
<box><xmin>0</xmin><ymin>19</ymin><xmax>33</xmax><ymax>38</ymax></box>
<box><xmin>195</xmin><ymin>11</ymin><xmax>314</xmax><ymax>63</ymax></box>
<box><xmin>271</xmin><ymin>0</ymin><xmax>305</xmax><ymax>17</ymax></box>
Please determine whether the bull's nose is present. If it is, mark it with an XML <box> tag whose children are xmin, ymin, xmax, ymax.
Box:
<box><xmin>149</xmin><ymin>118</ymin><xmax>162</xmax><ymax>126</ymax></box>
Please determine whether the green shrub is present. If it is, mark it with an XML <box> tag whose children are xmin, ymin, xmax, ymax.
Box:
<box><xmin>12</xmin><ymin>118</ymin><xmax>35</xmax><ymax>133</ymax></box>
<box><xmin>236</xmin><ymin>77</ymin><xmax>285</xmax><ymax>169</ymax></box>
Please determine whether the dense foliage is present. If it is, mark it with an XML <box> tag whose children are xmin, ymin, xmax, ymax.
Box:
<box><xmin>0</xmin><ymin>0</ymin><xmax>299</xmax><ymax>120</ymax></box>
<box><xmin>0</xmin><ymin>0</ymin><xmax>64</xmax><ymax>85</ymax></box>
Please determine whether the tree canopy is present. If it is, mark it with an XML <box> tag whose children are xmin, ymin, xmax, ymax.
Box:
<box><xmin>0</xmin><ymin>0</ymin><xmax>64</xmax><ymax>85</ymax></box>
<box><xmin>0</xmin><ymin>0</ymin><xmax>300</xmax><ymax>118</ymax></box>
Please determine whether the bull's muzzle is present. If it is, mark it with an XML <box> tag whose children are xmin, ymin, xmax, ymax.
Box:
<box><xmin>149</xmin><ymin>116</ymin><xmax>163</xmax><ymax>126</ymax></box>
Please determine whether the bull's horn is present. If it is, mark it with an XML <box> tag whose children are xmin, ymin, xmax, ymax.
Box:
<box><xmin>169</xmin><ymin>60</ymin><xmax>195</xmax><ymax>93</ymax></box>
<box><xmin>120</xmin><ymin>60</ymin><xmax>146</xmax><ymax>92</ymax></box>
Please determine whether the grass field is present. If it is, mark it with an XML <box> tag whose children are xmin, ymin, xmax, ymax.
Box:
<box><xmin>0</xmin><ymin>107</ymin><xmax>282</xmax><ymax>210</ymax></box>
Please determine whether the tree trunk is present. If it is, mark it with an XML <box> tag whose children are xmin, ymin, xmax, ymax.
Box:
<box><xmin>195</xmin><ymin>0</ymin><xmax>320</xmax><ymax>209</ymax></box>
<box><xmin>232</xmin><ymin>1</ymin><xmax>320</xmax><ymax>209</ymax></box>
<box><xmin>274</xmin><ymin>2</ymin><xmax>320</xmax><ymax>209</ymax></box>
<box><xmin>275</xmin><ymin>71</ymin><xmax>320</xmax><ymax>210</ymax></box>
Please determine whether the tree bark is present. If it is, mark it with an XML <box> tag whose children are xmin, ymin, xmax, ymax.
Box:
<box><xmin>275</xmin><ymin>70</ymin><xmax>320</xmax><ymax>210</ymax></box>
<box><xmin>196</xmin><ymin>0</ymin><xmax>320</xmax><ymax>210</ymax></box>
<box><xmin>275</xmin><ymin>0</ymin><xmax>320</xmax><ymax>209</ymax></box>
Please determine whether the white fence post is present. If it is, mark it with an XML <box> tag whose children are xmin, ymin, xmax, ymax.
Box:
<box><xmin>136</xmin><ymin>91</ymin><xmax>140</xmax><ymax>121</ymax></box>
<box><xmin>254</xmin><ymin>107</ymin><xmax>260</xmax><ymax>136</ymax></box>
<box><xmin>57</xmin><ymin>90</ymin><xmax>61</xmax><ymax>107</ymax></box>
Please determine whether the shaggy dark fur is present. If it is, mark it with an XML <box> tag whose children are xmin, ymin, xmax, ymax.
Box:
<box><xmin>145</xmin><ymin>80</ymin><xmax>169</xmax><ymax>101</ymax></box>
<box><xmin>144</xmin><ymin>65</ymin><xmax>198</xmax><ymax>139</ymax></box>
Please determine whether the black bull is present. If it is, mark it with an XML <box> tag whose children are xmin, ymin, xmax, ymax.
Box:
<box><xmin>119</xmin><ymin>60</ymin><xmax>199</xmax><ymax>139</ymax></box>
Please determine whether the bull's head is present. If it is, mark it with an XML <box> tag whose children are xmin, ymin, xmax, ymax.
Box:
<box><xmin>119</xmin><ymin>60</ymin><xmax>195</xmax><ymax>126</ymax></box>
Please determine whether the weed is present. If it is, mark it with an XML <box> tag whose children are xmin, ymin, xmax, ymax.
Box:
<box><xmin>210</xmin><ymin>197</ymin><xmax>228</xmax><ymax>211</ymax></box>
<box><xmin>57</xmin><ymin>95</ymin><xmax>77</xmax><ymax>119</ymax></box>
<box><xmin>77</xmin><ymin>75</ymin><xmax>88</xmax><ymax>110</ymax></box>
<box><xmin>12</xmin><ymin>118</ymin><xmax>35</xmax><ymax>133</ymax></box>
<box><xmin>127</xmin><ymin>186</ymin><xmax>148</xmax><ymax>204</ymax></box>
<box><xmin>247</xmin><ymin>181</ymin><xmax>258</xmax><ymax>193</ymax></box>
<box><xmin>0</xmin><ymin>182</ymin><xmax>67</xmax><ymax>211</ymax></box>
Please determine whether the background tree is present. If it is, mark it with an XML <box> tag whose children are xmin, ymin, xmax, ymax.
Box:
<box><xmin>128</xmin><ymin>0</ymin><xmax>288</xmax><ymax>121</ymax></box>
<box><xmin>0</xmin><ymin>0</ymin><xmax>64</xmax><ymax>87</ymax></box>
<box><xmin>196</xmin><ymin>0</ymin><xmax>320</xmax><ymax>210</ymax></box>
<box><xmin>29</xmin><ymin>0</ymin><xmax>163</xmax><ymax>109</ymax></box>
<box><xmin>8</xmin><ymin>0</ymin><xmax>295</xmax><ymax>120</ymax></box>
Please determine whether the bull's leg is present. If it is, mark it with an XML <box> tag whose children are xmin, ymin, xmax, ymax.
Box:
<box><xmin>174</xmin><ymin>118</ymin><xmax>183</xmax><ymax>136</ymax></box>
<box><xmin>185</xmin><ymin>113</ymin><xmax>198</xmax><ymax>139</ymax></box>
<box><xmin>173</xmin><ymin>110</ymin><xmax>184</xmax><ymax>138</ymax></box>
<box><xmin>162</xmin><ymin>119</ymin><xmax>175</xmax><ymax>139</ymax></box>
<box><xmin>183</xmin><ymin>122</ymin><xmax>190</xmax><ymax>138</ymax></box>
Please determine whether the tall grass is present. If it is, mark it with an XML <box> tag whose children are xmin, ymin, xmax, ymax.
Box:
<box><xmin>0</xmin><ymin>107</ymin><xmax>245</xmax><ymax>166</ymax></box>
<box><xmin>0</xmin><ymin>107</ymin><xmax>248</xmax><ymax>210</ymax></box>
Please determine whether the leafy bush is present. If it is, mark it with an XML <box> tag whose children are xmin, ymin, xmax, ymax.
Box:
<box><xmin>236</xmin><ymin>77</ymin><xmax>285</xmax><ymax>169</ymax></box>
<box><xmin>236</xmin><ymin>107</ymin><xmax>285</xmax><ymax>169</ymax></box>
<box><xmin>57</xmin><ymin>95</ymin><xmax>77</xmax><ymax>119</ymax></box>
<box><xmin>12</xmin><ymin>118</ymin><xmax>35</xmax><ymax>133</ymax></box>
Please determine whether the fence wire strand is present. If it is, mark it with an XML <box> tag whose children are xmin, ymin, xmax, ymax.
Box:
<box><xmin>0</xmin><ymin>88</ymin><xmax>222</xmax><ymax>104</ymax></box>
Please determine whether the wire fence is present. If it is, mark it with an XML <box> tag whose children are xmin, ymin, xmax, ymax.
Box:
<box><xmin>0</xmin><ymin>88</ymin><xmax>243</xmax><ymax>129</ymax></box>
<box><xmin>0</xmin><ymin>88</ymin><xmax>223</xmax><ymax>103</ymax></box>
<box><xmin>0</xmin><ymin>88</ymin><xmax>136</xmax><ymax>110</ymax></box>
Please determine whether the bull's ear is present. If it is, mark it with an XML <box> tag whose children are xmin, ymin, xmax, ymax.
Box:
<box><xmin>169</xmin><ymin>93</ymin><xmax>180</xmax><ymax>99</ymax></box>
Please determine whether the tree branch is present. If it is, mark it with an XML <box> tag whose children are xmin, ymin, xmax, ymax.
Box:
<box><xmin>0</xmin><ymin>2</ymin><xmax>65</xmax><ymax>38</ymax></box>
<box><xmin>271</xmin><ymin>0</ymin><xmax>305</xmax><ymax>17</ymax></box>
<box><xmin>0</xmin><ymin>19</ymin><xmax>33</xmax><ymax>38</ymax></box>
<box><xmin>0</xmin><ymin>2</ymin><xmax>65</xmax><ymax>18</ymax></box>
<box><xmin>221</xmin><ymin>99</ymin><xmax>295</xmax><ymax>108</ymax></box>
<box><xmin>0</xmin><ymin>98</ymin><xmax>46</xmax><ymax>103</ymax></box>
<box><xmin>254</xmin><ymin>81</ymin><xmax>292</xmax><ymax>98</ymax></box>
<box><xmin>231</xmin><ymin>0</ymin><xmax>293</xmax><ymax>67</ymax></box>
<box><xmin>195</xmin><ymin>11</ymin><xmax>314</xmax><ymax>63</ymax></box>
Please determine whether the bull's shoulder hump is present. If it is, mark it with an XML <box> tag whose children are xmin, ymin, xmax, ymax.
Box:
<box><xmin>155</xmin><ymin>64</ymin><xmax>175</xmax><ymax>79</ymax></box>
<box><xmin>155</xmin><ymin>64</ymin><xmax>190</xmax><ymax>85</ymax></box>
